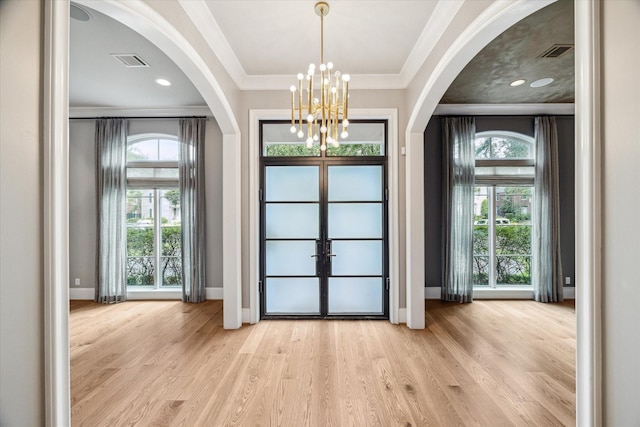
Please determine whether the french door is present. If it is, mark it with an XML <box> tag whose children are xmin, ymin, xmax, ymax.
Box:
<box><xmin>260</xmin><ymin>158</ymin><xmax>388</xmax><ymax>319</ymax></box>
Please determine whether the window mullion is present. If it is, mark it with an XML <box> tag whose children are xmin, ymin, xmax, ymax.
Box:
<box><xmin>154</xmin><ymin>189</ymin><xmax>162</xmax><ymax>289</ymax></box>
<box><xmin>489</xmin><ymin>186</ymin><xmax>497</xmax><ymax>288</ymax></box>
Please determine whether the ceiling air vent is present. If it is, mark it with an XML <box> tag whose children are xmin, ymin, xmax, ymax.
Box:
<box><xmin>111</xmin><ymin>54</ymin><xmax>150</xmax><ymax>68</ymax></box>
<box><xmin>538</xmin><ymin>44</ymin><xmax>574</xmax><ymax>59</ymax></box>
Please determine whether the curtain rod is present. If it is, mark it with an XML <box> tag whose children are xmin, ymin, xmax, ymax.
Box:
<box><xmin>69</xmin><ymin>116</ymin><xmax>209</xmax><ymax>121</ymax></box>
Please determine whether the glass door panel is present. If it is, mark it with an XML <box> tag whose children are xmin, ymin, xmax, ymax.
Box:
<box><xmin>327</xmin><ymin>204</ymin><xmax>383</xmax><ymax>238</ymax></box>
<box><xmin>263</xmin><ymin>165</ymin><xmax>320</xmax><ymax>315</ymax></box>
<box><xmin>327</xmin><ymin>165</ymin><xmax>382</xmax><ymax>201</ymax></box>
<box><xmin>328</xmin><ymin>278</ymin><xmax>383</xmax><ymax>313</ymax></box>
<box><xmin>266</xmin><ymin>278</ymin><xmax>320</xmax><ymax>313</ymax></box>
<box><xmin>331</xmin><ymin>240</ymin><xmax>383</xmax><ymax>276</ymax></box>
<box><xmin>265</xmin><ymin>241</ymin><xmax>317</xmax><ymax>276</ymax></box>
<box><xmin>265</xmin><ymin>204</ymin><xmax>319</xmax><ymax>239</ymax></box>
<box><xmin>326</xmin><ymin>165</ymin><xmax>385</xmax><ymax>316</ymax></box>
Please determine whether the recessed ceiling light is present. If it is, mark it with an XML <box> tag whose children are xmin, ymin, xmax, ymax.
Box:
<box><xmin>530</xmin><ymin>78</ymin><xmax>554</xmax><ymax>88</ymax></box>
<box><xmin>510</xmin><ymin>79</ymin><xmax>526</xmax><ymax>87</ymax></box>
<box><xmin>155</xmin><ymin>78</ymin><xmax>172</xmax><ymax>87</ymax></box>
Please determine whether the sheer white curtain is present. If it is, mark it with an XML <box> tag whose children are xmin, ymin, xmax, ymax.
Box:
<box><xmin>532</xmin><ymin>116</ymin><xmax>563</xmax><ymax>302</ymax></box>
<box><xmin>179</xmin><ymin>118</ymin><xmax>207</xmax><ymax>303</ymax></box>
<box><xmin>442</xmin><ymin>117</ymin><xmax>476</xmax><ymax>302</ymax></box>
<box><xmin>95</xmin><ymin>118</ymin><xmax>128</xmax><ymax>303</ymax></box>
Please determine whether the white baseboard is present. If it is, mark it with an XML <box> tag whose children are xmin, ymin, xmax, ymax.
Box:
<box><xmin>206</xmin><ymin>287</ymin><xmax>224</xmax><ymax>300</ymax></box>
<box><xmin>425</xmin><ymin>287</ymin><xmax>441</xmax><ymax>299</ymax></box>
<box><xmin>69</xmin><ymin>287</ymin><xmax>224</xmax><ymax>300</ymax></box>
<box><xmin>242</xmin><ymin>309</ymin><xmax>252</xmax><ymax>324</ymax></box>
<box><xmin>69</xmin><ymin>288</ymin><xmax>94</xmax><ymax>300</ymax></box>
<box><xmin>563</xmin><ymin>287</ymin><xmax>575</xmax><ymax>299</ymax></box>
<box><xmin>424</xmin><ymin>286</ymin><xmax>576</xmax><ymax>299</ymax></box>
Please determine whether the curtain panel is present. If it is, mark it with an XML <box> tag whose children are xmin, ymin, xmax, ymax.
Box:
<box><xmin>179</xmin><ymin>118</ymin><xmax>207</xmax><ymax>303</ymax></box>
<box><xmin>95</xmin><ymin>118</ymin><xmax>128</xmax><ymax>303</ymax></box>
<box><xmin>532</xmin><ymin>116</ymin><xmax>563</xmax><ymax>302</ymax></box>
<box><xmin>442</xmin><ymin>117</ymin><xmax>476</xmax><ymax>303</ymax></box>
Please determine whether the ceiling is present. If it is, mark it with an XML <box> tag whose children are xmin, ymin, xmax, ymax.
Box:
<box><xmin>69</xmin><ymin>0</ymin><xmax>574</xmax><ymax>110</ymax></box>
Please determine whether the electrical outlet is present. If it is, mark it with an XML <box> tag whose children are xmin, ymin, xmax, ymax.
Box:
<box><xmin>75</xmin><ymin>278</ymin><xmax>80</xmax><ymax>286</ymax></box>
<box><xmin>564</xmin><ymin>276</ymin><xmax>571</xmax><ymax>285</ymax></box>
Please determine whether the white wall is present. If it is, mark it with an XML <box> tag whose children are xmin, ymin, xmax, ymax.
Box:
<box><xmin>68</xmin><ymin>118</ymin><xmax>224</xmax><ymax>293</ymax></box>
<box><xmin>0</xmin><ymin>1</ymin><xmax>44</xmax><ymax>425</ymax></box>
<box><xmin>601</xmin><ymin>1</ymin><xmax>640</xmax><ymax>424</ymax></box>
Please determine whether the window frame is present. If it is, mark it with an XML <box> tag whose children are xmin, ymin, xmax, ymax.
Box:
<box><xmin>473</xmin><ymin>131</ymin><xmax>535</xmax><ymax>289</ymax></box>
<box><xmin>126</xmin><ymin>134</ymin><xmax>181</xmax><ymax>290</ymax></box>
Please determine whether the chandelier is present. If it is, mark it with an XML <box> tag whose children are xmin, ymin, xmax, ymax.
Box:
<box><xmin>289</xmin><ymin>1</ymin><xmax>350</xmax><ymax>151</ymax></box>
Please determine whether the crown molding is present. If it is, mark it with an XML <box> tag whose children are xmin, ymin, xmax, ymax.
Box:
<box><xmin>434</xmin><ymin>103</ymin><xmax>575</xmax><ymax>116</ymax></box>
<box><xmin>69</xmin><ymin>106</ymin><xmax>212</xmax><ymax>118</ymax></box>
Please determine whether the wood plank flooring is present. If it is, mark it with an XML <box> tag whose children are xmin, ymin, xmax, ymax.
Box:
<box><xmin>70</xmin><ymin>299</ymin><xmax>575</xmax><ymax>426</ymax></box>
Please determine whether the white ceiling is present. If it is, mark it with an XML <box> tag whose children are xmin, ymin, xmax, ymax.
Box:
<box><xmin>69</xmin><ymin>0</ymin><xmax>573</xmax><ymax>110</ymax></box>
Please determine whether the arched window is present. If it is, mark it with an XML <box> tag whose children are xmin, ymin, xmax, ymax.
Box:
<box><xmin>125</xmin><ymin>134</ymin><xmax>182</xmax><ymax>289</ymax></box>
<box><xmin>473</xmin><ymin>131</ymin><xmax>535</xmax><ymax>288</ymax></box>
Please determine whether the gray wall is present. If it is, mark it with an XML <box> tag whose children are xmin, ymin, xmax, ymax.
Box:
<box><xmin>69</xmin><ymin>119</ymin><xmax>224</xmax><ymax>292</ymax></box>
<box><xmin>0</xmin><ymin>1</ymin><xmax>44</xmax><ymax>425</ymax></box>
<box><xmin>424</xmin><ymin>115</ymin><xmax>575</xmax><ymax>289</ymax></box>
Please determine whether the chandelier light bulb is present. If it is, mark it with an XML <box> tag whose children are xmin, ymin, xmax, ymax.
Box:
<box><xmin>309</xmin><ymin>63</ymin><xmax>316</xmax><ymax>71</ymax></box>
<box><xmin>341</xmin><ymin>130</ymin><xmax>348</xmax><ymax>139</ymax></box>
<box><xmin>290</xmin><ymin>85</ymin><xmax>296</xmax><ymax>93</ymax></box>
<box><xmin>297</xmin><ymin>73</ymin><xmax>304</xmax><ymax>81</ymax></box>
<box><xmin>332</xmin><ymin>140</ymin><xmax>340</xmax><ymax>148</ymax></box>
<box><xmin>306</xmin><ymin>137</ymin><xmax>313</xmax><ymax>147</ymax></box>
<box><xmin>307</xmin><ymin>114</ymin><xmax>314</xmax><ymax>123</ymax></box>
<box><xmin>327</xmin><ymin>62</ymin><xmax>333</xmax><ymax>70</ymax></box>
<box><xmin>297</xmin><ymin>130</ymin><xmax>304</xmax><ymax>138</ymax></box>
<box><xmin>313</xmin><ymin>134</ymin><xmax>319</xmax><ymax>141</ymax></box>
<box><xmin>320</xmin><ymin>125</ymin><xmax>327</xmax><ymax>134</ymax></box>
<box><xmin>320</xmin><ymin>144</ymin><xmax>327</xmax><ymax>151</ymax></box>
<box><xmin>320</xmin><ymin>63</ymin><xmax>326</xmax><ymax>71</ymax></box>
<box><xmin>342</xmin><ymin>118</ymin><xmax>349</xmax><ymax>127</ymax></box>
<box><xmin>290</xmin><ymin>125</ymin><xmax>297</xmax><ymax>134</ymax></box>
<box><xmin>342</xmin><ymin>74</ymin><xmax>350</xmax><ymax>82</ymax></box>
<box><xmin>327</xmin><ymin>136</ymin><xmax>334</xmax><ymax>144</ymax></box>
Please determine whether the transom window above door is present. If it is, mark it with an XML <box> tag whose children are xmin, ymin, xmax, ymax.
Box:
<box><xmin>261</xmin><ymin>120</ymin><xmax>386</xmax><ymax>157</ymax></box>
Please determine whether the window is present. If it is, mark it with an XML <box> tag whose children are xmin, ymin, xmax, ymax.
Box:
<box><xmin>261</xmin><ymin>120</ymin><xmax>386</xmax><ymax>157</ymax></box>
<box><xmin>473</xmin><ymin>132</ymin><xmax>534</xmax><ymax>288</ymax></box>
<box><xmin>125</xmin><ymin>135</ymin><xmax>181</xmax><ymax>288</ymax></box>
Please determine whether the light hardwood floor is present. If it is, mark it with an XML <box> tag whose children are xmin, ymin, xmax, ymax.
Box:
<box><xmin>70</xmin><ymin>299</ymin><xmax>575</xmax><ymax>426</ymax></box>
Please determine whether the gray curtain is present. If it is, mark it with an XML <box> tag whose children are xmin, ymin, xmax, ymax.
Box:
<box><xmin>95</xmin><ymin>118</ymin><xmax>128</xmax><ymax>303</ymax></box>
<box><xmin>442</xmin><ymin>117</ymin><xmax>476</xmax><ymax>302</ymax></box>
<box><xmin>532</xmin><ymin>116</ymin><xmax>563</xmax><ymax>302</ymax></box>
<box><xmin>179</xmin><ymin>118</ymin><xmax>207</xmax><ymax>303</ymax></box>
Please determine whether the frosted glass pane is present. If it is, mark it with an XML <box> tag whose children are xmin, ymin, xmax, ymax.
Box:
<box><xmin>265</xmin><ymin>204</ymin><xmax>319</xmax><ymax>238</ymax></box>
<box><xmin>328</xmin><ymin>203</ymin><xmax>382</xmax><ymax>238</ymax></box>
<box><xmin>266</xmin><ymin>240</ymin><xmax>316</xmax><ymax>276</ymax></box>
<box><xmin>266</xmin><ymin>278</ymin><xmax>320</xmax><ymax>314</ymax></box>
<box><xmin>265</xmin><ymin>166</ymin><xmax>319</xmax><ymax>201</ymax></box>
<box><xmin>328</xmin><ymin>278</ymin><xmax>383</xmax><ymax>313</ymax></box>
<box><xmin>331</xmin><ymin>240</ymin><xmax>382</xmax><ymax>276</ymax></box>
<box><xmin>328</xmin><ymin>166</ymin><xmax>382</xmax><ymax>201</ymax></box>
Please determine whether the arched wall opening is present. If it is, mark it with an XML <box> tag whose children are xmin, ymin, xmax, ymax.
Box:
<box><xmin>403</xmin><ymin>0</ymin><xmax>600</xmax><ymax>424</ymax></box>
<box><xmin>72</xmin><ymin>0</ymin><xmax>244</xmax><ymax>330</ymax></box>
